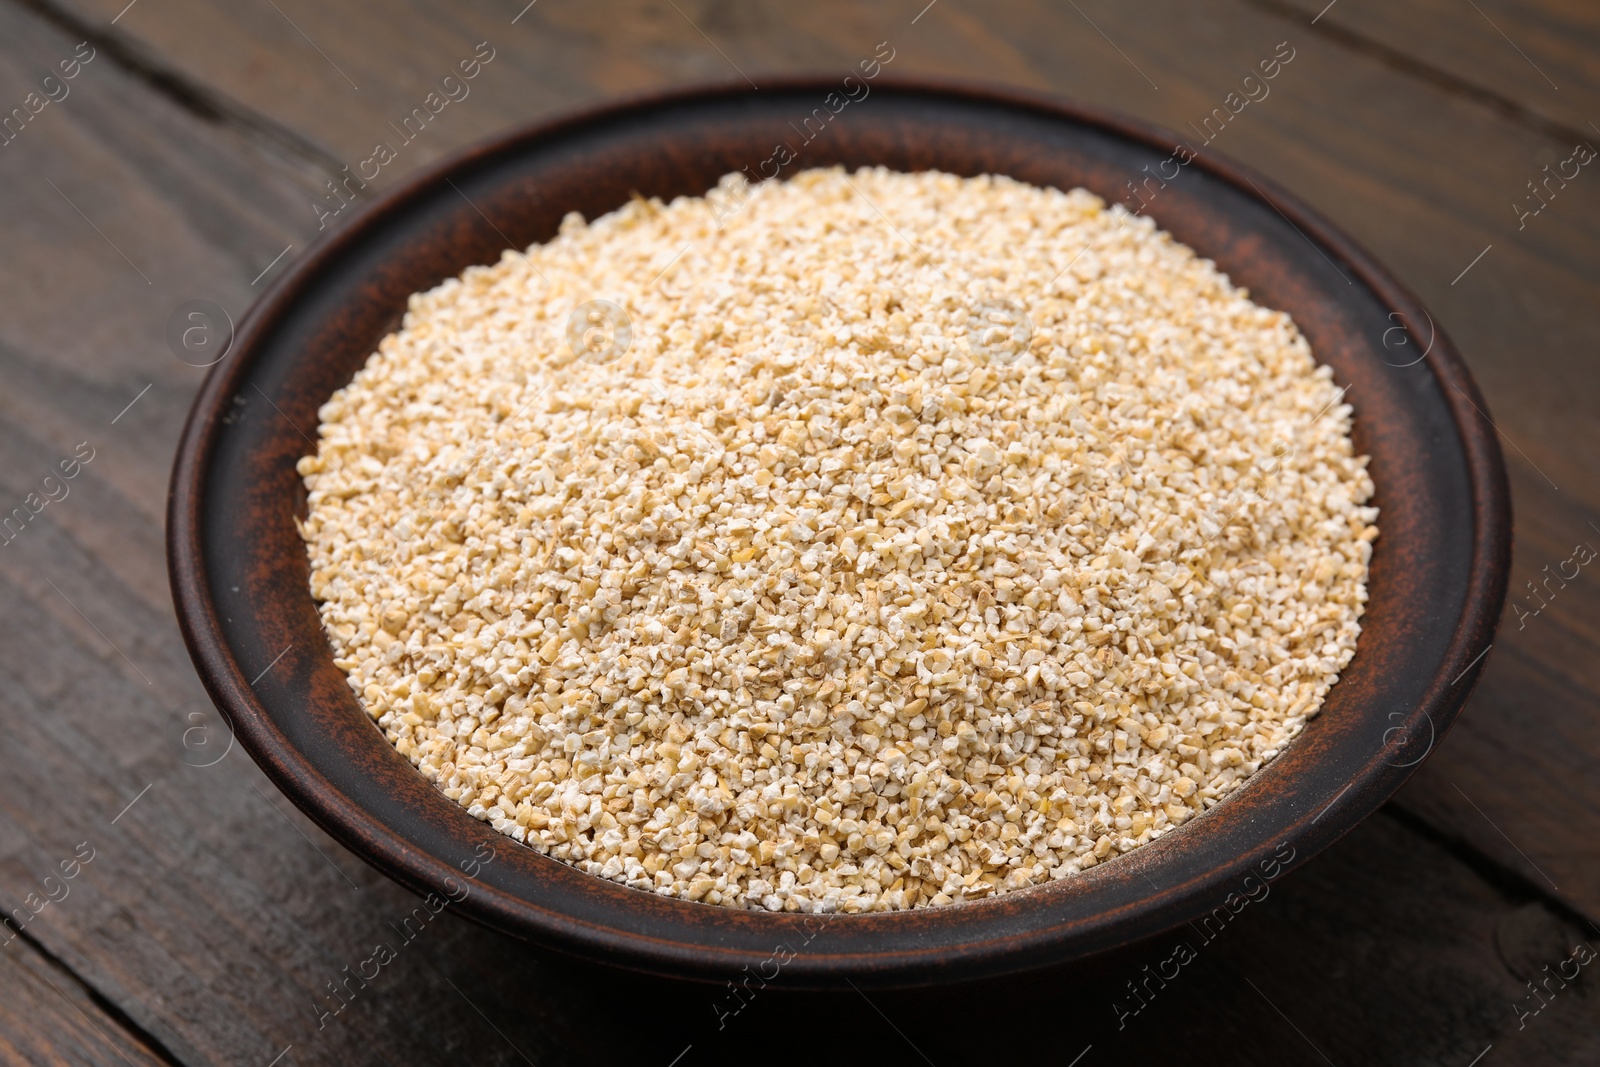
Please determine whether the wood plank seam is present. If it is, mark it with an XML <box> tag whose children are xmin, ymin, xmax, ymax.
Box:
<box><xmin>1382</xmin><ymin>805</ymin><xmax>1600</xmax><ymax>933</ymax></box>
<box><xmin>1242</xmin><ymin>0</ymin><xmax>1596</xmax><ymax>147</ymax></box>
<box><xmin>2</xmin><ymin>922</ymin><xmax>183</xmax><ymax>1067</ymax></box>
<box><xmin>12</xmin><ymin>0</ymin><xmax>348</xmax><ymax>175</ymax></box>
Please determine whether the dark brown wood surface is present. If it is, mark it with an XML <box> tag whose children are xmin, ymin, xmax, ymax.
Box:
<box><xmin>0</xmin><ymin>0</ymin><xmax>1595</xmax><ymax>1063</ymax></box>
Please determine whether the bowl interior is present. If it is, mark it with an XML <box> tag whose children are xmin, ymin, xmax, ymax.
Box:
<box><xmin>171</xmin><ymin>81</ymin><xmax>1506</xmax><ymax>986</ymax></box>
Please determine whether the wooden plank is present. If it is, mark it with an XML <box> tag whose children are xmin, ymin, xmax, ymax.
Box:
<box><xmin>41</xmin><ymin>0</ymin><xmax>1600</xmax><ymax>919</ymax></box>
<box><xmin>0</xmin><ymin>0</ymin><xmax>1596</xmax><ymax>1062</ymax></box>
<box><xmin>1263</xmin><ymin>0</ymin><xmax>1600</xmax><ymax>139</ymax></box>
<box><xmin>0</xmin><ymin>5</ymin><xmax>581</xmax><ymax>1065</ymax></box>
<box><xmin>0</xmin><ymin>930</ymin><xmax>172</xmax><ymax>1067</ymax></box>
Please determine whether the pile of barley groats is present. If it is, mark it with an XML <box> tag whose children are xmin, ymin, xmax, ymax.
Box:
<box><xmin>299</xmin><ymin>167</ymin><xmax>1377</xmax><ymax>913</ymax></box>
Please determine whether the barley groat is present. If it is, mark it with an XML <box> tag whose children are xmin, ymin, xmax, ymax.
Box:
<box><xmin>298</xmin><ymin>167</ymin><xmax>1377</xmax><ymax>913</ymax></box>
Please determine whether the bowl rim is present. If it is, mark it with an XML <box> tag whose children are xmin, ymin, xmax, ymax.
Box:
<box><xmin>167</xmin><ymin>75</ymin><xmax>1511</xmax><ymax>985</ymax></box>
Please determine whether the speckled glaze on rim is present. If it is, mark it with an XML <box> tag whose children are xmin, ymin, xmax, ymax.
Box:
<box><xmin>168</xmin><ymin>79</ymin><xmax>1510</xmax><ymax>988</ymax></box>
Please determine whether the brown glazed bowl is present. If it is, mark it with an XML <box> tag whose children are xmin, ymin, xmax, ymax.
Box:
<box><xmin>168</xmin><ymin>79</ymin><xmax>1510</xmax><ymax>988</ymax></box>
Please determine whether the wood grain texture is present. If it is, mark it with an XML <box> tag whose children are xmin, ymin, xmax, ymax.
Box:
<box><xmin>0</xmin><ymin>932</ymin><xmax>172</xmax><ymax>1067</ymax></box>
<box><xmin>0</xmin><ymin>0</ymin><xmax>1595</xmax><ymax>1062</ymax></box>
<box><xmin>1264</xmin><ymin>0</ymin><xmax>1600</xmax><ymax>138</ymax></box>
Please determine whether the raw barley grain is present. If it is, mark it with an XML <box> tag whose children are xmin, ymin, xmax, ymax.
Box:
<box><xmin>298</xmin><ymin>167</ymin><xmax>1377</xmax><ymax>912</ymax></box>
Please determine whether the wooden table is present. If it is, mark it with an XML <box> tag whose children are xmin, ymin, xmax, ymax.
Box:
<box><xmin>2</xmin><ymin>0</ymin><xmax>1597</xmax><ymax>1063</ymax></box>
